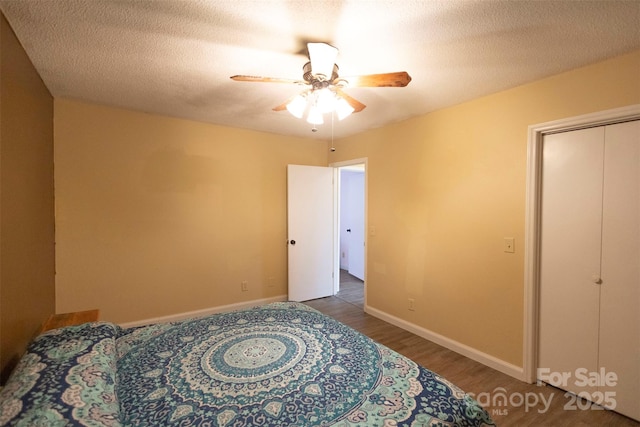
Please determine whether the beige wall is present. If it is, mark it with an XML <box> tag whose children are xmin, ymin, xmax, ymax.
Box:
<box><xmin>0</xmin><ymin>13</ymin><xmax>55</xmax><ymax>382</ymax></box>
<box><xmin>54</xmin><ymin>100</ymin><xmax>327</xmax><ymax>323</ymax></box>
<box><xmin>329</xmin><ymin>50</ymin><xmax>640</xmax><ymax>367</ymax></box>
<box><xmin>54</xmin><ymin>50</ymin><xmax>639</xmax><ymax>369</ymax></box>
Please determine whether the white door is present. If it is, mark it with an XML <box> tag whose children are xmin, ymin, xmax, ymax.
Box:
<box><xmin>287</xmin><ymin>164</ymin><xmax>334</xmax><ymax>302</ymax></box>
<box><xmin>538</xmin><ymin>126</ymin><xmax>604</xmax><ymax>396</ymax></box>
<box><xmin>538</xmin><ymin>121</ymin><xmax>639</xmax><ymax>421</ymax></box>
<box><xmin>347</xmin><ymin>171</ymin><xmax>365</xmax><ymax>280</ymax></box>
<box><xmin>598</xmin><ymin>120</ymin><xmax>639</xmax><ymax>421</ymax></box>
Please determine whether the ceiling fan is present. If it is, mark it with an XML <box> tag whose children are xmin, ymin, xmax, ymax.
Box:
<box><xmin>230</xmin><ymin>43</ymin><xmax>411</xmax><ymax>125</ymax></box>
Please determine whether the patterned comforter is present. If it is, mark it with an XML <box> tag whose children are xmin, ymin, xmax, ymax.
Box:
<box><xmin>0</xmin><ymin>302</ymin><xmax>494</xmax><ymax>426</ymax></box>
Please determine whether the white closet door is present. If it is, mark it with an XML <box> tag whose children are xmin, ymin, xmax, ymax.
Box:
<box><xmin>538</xmin><ymin>127</ymin><xmax>604</xmax><ymax>395</ymax></box>
<box><xmin>598</xmin><ymin>120</ymin><xmax>640</xmax><ymax>420</ymax></box>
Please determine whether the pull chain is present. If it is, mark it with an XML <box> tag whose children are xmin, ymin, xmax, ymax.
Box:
<box><xmin>330</xmin><ymin>111</ymin><xmax>336</xmax><ymax>152</ymax></box>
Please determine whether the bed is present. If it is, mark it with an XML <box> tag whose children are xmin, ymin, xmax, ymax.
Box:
<box><xmin>0</xmin><ymin>302</ymin><xmax>494</xmax><ymax>426</ymax></box>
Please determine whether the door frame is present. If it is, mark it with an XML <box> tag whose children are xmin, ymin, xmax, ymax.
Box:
<box><xmin>523</xmin><ymin>104</ymin><xmax>640</xmax><ymax>383</ymax></box>
<box><xmin>330</xmin><ymin>157</ymin><xmax>368</xmax><ymax>301</ymax></box>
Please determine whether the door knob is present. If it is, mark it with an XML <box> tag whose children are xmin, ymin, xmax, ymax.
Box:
<box><xmin>290</xmin><ymin>240</ymin><xmax>296</xmax><ymax>245</ymax></box>
<box><xmin>346</xmin><ymin>229</ymin><xmax>351</xmax><ymax>232</ymax></box>
<box><xmin>591</xmin><ymin>275</ymin><xmax>602</xmax><ymax>284</ymax></box>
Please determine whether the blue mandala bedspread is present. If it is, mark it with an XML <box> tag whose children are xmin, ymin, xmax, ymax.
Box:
<box><xmin>0</xmin><ymin>302</ymin><xmax>494</xmax><ymax>426</ymax></box>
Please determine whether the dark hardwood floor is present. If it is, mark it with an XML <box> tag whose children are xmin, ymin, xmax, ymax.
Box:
<box><xmin>305</xmin><ymin>279</ymin><xmax>638</xmax><ymax>426</ymax></box>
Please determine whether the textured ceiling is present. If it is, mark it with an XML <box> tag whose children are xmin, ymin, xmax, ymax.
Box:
<box><xmin>1</xmin><ymin>0</ymin><xmax>639</xmax><ymax>140</ymax></box>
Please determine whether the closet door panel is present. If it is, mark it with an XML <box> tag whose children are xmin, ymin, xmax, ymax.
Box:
<box><xmin>599</xmin><ymin>120</ymin><xmax>640</xmax><ymax>420</ymax></box>
<box><xmin>538</xmin><ymin>127</ymin><xmax>604</xmax><ymax>395</ymax></box>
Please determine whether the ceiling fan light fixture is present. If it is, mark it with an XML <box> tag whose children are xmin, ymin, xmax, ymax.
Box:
<box><xmin>308</xmin><ymin>42</ymin><xmax>338</xmax><ymax>80</ymax></box>
<box><xmin>306</xmin><ymin>106</ymin><xmax>324</xmax><ymax>125</ymax></box>
<box><xmin>335</xmin><ymin>97</ymin><xmax>355</xmax><ymax>120</ymax></box>
<box><xmin>232</xmin><ymin>42</ymin><xmax>411</xmax><ymax>127</ymax></box>
<box><xmin>286</xmin><ymin>94</ymin><xmax>307</xmax><ymax>118</ymax></box>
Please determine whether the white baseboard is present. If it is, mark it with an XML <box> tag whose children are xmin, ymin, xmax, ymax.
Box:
<box><xmin>364</xmin><ymin>304</ymin><xmax>526</xmax><ymax>381</ymax></box>
<box><xmin>119</xmin><ymin>295</ymin><xmax>288</xmax><ymax>328</ymax></box>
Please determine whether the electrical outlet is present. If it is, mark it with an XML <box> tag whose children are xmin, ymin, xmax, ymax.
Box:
<box><xmin>408</xmin><ymin>298</ymin><xmax>415</xmax><ymax>311</ymax></box>
<box><xmin>504</xmin><ymin>237</ymin><xmax>515</xmax><ymax>253</ymax></box>
<box><xmin>241</xmin><ymin>281</ymin><xmax>248</xmax><ymax>292</ymax></box>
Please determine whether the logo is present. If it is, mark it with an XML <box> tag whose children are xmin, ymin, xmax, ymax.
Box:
<box><xmin>470</xmin><ymin>368</ymin><xmax>618</xmax><ymax>417</ymax></box>
<box><xmin>537</xmin><ymin>367</ymin><xmax>617</xmax><ymax>411</ymax></box>
<box><xmin>469</xmin><ymin>388</ymin><xmax>553</xmax><ymax>415</ymax></box>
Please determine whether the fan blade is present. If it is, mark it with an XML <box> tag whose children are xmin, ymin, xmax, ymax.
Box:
<box><xmin>273</xmin><ymin>99</ymin><xmax>289</xmax><ymax>112</ymax></box>
<box><xmin>335</xmin><ymin>89</ymin><xmax>366</xmax><ymax>113</ymax></box>
<box><xmin>340</xmin><ymin>71</ymin><xmax>411</xmax><ymax>88</ymax></box>
<box><xmin>230</xmin><ymin>75</ymin><xmax>304</xmax><ymax>85</ymax></box>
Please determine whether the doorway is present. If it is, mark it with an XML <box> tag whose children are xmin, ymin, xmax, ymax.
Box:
<box><xmin>286</xmin><ymin>160</ymin><xmax>367</xmax><ymax>304</ymax></box>
<box><xmin>332</xmin><ymin>158</ymin><xmax>367</xmax><ymax>309</ymax></box>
